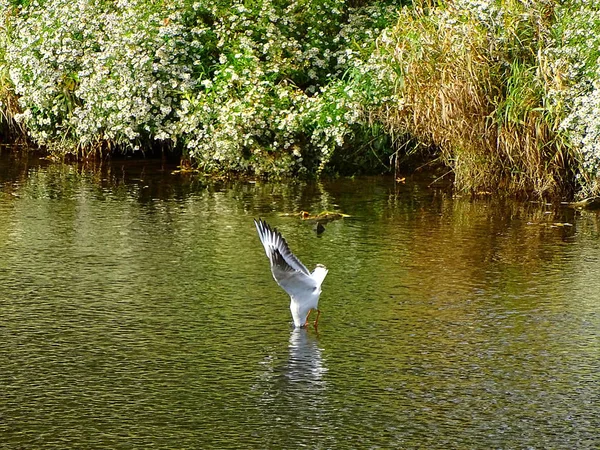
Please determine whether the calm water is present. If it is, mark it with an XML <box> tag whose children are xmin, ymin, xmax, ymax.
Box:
<box><xmin>0</xmin><ymin>152</ymin><xmax>598</xmax><ymax>448</ymax></box>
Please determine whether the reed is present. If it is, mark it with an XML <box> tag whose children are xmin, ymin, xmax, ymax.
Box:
<box><xmin>369</xmin><ymin>0</ymin><xmax>573</xmax><ymax>196</ymax></box>
<box><xmin>0</xmin><ymin>6</ymin><xmax>21</xmax><ymax>140</ymax></box>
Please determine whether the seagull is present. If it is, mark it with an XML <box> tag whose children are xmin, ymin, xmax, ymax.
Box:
<box><xmin>254</xmin><ymin>219</ymin><xmax>328</xmax><ymax>328</ymax></box>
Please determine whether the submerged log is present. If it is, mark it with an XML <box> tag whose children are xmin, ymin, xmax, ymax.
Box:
<box><xmin>299</xmin><ymin>211</ymin><xmax>349</xmax><ymax>223</ymax></box>
<box><xmin>566</xmin><ymin>197</ymin><xmax>600</xmax><ymax>210</ymax></box>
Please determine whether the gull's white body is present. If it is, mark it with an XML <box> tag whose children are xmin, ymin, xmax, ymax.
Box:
<box><xmin>254</xmin><ymin>219</ymin><xmax>328</xmax><ymax>327</ymax></box>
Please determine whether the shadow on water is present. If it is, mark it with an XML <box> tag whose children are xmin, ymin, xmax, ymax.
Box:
<box><xmin>0</xmin><ymin>152</ymin><xmax>599</xmax><ymax>448</ymax></box>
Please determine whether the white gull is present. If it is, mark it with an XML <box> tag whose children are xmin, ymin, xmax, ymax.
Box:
<box><xmin>254</xmin><ymin>219</ymin><xmax>328</xmax><ymax>328</ymax></box>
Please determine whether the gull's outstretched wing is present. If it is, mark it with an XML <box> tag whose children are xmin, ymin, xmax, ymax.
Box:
<box><xmin>269</xmin><ymin>247</ymin><xmax>318</xmax><ymax>298</ymax></box>
<box><xmin>254</xmin><ymin>219</ymin><xmax>310</xmax><ymax>275</ymax></box>
<box><xmin>254</xmin><ymin>219</ymin><xmax>318</xmax><ymax>297</ymax></box>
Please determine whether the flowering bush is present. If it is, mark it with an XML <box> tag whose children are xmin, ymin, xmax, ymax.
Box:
<box><xmin>1</xmin><ymin>0</ymin><xmax>401</xmax><ymax>175</ymax></box>
<box><xmin>550</xmin><ymin>0</ymin><xmax>600</xmax><ymax>197</ymax></box>
<box><xmin>3</xmin><ymin>0</ymin><xmax>600</xmax><ymax>196</ymax></box>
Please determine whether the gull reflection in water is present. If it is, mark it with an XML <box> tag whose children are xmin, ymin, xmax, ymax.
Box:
<box><xmin>286</xmin><ymin>328</ymin><xmax>328</xmax><ymax>385</ymax></box>
<box><xmin>254</xmin><ymin>329</ymin><xmax>328</xmax><ymax>412</ymax></box>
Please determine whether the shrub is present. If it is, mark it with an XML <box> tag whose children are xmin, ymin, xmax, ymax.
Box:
<box><xmin>2</xmin><ymin>0</ymin><xmax>402</xmax><ymax>175</ymax></box>
<box><xmin>4</xmin><ymin>0</ymin><xmax>600</xmax><ymax>198</ymax></box>
<box><xmin>551</xmin><ymin>0</ymin><xmax>600</xmax><ymax>198</ymax></box>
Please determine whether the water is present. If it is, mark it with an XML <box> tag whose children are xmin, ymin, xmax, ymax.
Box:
<box><xmin>1</xmin><ymin>152</ymin><xmax>598</xmax><ymax>448</ymax></box>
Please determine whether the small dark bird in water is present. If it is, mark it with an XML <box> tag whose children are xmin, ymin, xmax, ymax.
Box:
<box><xmin>313</xmin><ymin>222</ymin><xmax>326</xmax><ymax>234</ymax></box>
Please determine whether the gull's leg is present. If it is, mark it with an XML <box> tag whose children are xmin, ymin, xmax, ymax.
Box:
<box><xmin>304</xmin><ymin>309</ymin><xmax>313</xmax><ymax>327</ymax></box>
<box><xmin>313</xmin><ymin>309</ymin><xmax>321</xmax><ymax>328</ymax></box>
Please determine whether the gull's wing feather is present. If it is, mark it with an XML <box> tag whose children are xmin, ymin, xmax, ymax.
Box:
<box><xmin>311</xmin><ymin>265</ymin><xmax>328</xmax><ymax>287</ymax></box>
<box><xmin>269</xmin><ymin>248</ymin><xmax>318</xmax><ymax>298</ymax></box>
<box><xmin>254</xmin><ymin>219</ymin><xmax>310</xmax><ymax>276</ymax></box>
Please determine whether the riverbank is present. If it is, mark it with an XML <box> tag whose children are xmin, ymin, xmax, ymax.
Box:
<box><xmin>1</xmin><ymin>0</ymin><xmax>599</xmax><ymax>198</ymax></box>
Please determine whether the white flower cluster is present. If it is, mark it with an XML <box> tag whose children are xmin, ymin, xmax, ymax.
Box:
<box><xmin>6</xmin><ymin>0</ymin><xmax>205</xmax><ymax>151</ymax></box>
<box><xmin>2</xmin><ymin>0</ymin><xmax>401</xmax><ymax>175</ymax></box>
<box><xmin>551</xmin><ymin>0</ymin><xmax>600</xmax><ymax>196</ymax></box>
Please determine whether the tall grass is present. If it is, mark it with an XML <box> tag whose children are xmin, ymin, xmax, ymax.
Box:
<box><xmin>366</xmin><ymin>0</ymin><xmax>573</xmax><ymax>196</ymax></box>
<box><xmin>0</xmin><ymin>4</ymin><xmax>21</xmax><ymax>140</ymax></box>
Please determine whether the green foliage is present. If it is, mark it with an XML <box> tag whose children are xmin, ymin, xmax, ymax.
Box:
<box><xmin>2</xmin><ymin>0</ymin><xmax>600</xmax><ymax>196</ymax></box>
<box><xmin>550</xmin><ymin>0</ymin><xmax>600</xmax><ymax>197</ymax></box>
<box><xmin>1</xmin><ymin>0</ymin><xmax>402</xmax><ymax>175</ymax></box>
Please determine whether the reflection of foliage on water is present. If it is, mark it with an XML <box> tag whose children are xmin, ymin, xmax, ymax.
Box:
<box><xmin>371</xmin><ymin>191</ymin><xmax>583</xmax><ymax>305</ymax></box>
<box><xmin>1</xmin><ymin>154</ymin><xmax>350</xmax><ymax>217</ymax></box>
<box><xmin>419</xmin><ymin>196</ymin><xmax>578</xmax><ymax>276</ymax></box>
<box><xmin>3</xmin><ymin>154</ymin><xmax>597</xmax><ymax>283</ymax></box>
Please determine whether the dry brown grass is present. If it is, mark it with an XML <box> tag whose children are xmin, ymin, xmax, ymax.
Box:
<box><xmin>0</xmin><ymin>85</ymin><xmax>24</xmax><ymax>139</ymax></box>
<box><xmin>0</xmin><ymin>9</ymin><xmax>24</xmax><ymax>141</ymax></box>
<box><xmin>371</xmin><ymin>1</ymin><xmax>572</xmax><ymax>197</ymax></box>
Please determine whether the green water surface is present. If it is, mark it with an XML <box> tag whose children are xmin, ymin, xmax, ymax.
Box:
<box><xmin>0</xmin><ymin>152</ymin><xmax>598</xmax><ymax>448</ymax></box>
